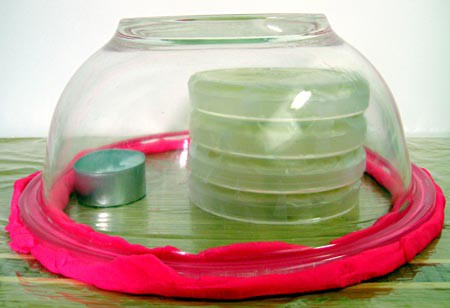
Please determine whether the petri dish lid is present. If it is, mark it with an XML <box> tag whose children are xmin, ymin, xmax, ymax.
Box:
<box><xmin>189</xmin><ymin>68</ymin><xmax>370</xmax><ymax>120</ymax></box>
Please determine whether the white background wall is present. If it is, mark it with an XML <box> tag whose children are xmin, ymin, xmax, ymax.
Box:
<box><xmin>0</xmin><ymin>0</ymin><xmax>449</xmax><ymax>137</ymax></box>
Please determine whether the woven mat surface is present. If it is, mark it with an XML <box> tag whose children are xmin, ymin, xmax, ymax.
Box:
<box><xmin>0</xmin><ymin>138</ymin><xmax>449</xmax><ymax>307</ymax></box>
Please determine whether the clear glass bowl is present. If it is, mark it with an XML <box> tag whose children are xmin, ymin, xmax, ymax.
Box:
<box><xmin>44</xmin><ymin>14</ymin><xmax>411</xmax><ymax>230</ymax></box>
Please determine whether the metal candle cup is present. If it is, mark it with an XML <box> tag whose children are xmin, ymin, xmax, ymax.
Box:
<box><xmin>74</xmin><ymin>149</ymin><xmax>146</xmax><ymax>207</ymax></box>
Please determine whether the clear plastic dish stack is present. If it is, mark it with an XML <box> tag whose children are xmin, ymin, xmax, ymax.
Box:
<box><xmin>188</xmin><ymin>67</ymin><xmax>370</xmax><ymax>224</ymax></box>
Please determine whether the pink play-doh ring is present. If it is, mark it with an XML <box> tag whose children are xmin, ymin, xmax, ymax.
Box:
<box><xmin>7</xmin><ymin>132</ymin><xmax>445</xmax><ymax>299</ymax></box>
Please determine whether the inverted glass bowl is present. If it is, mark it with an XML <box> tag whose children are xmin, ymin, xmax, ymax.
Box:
<box><xmin>43</xmin><ymin>13</ymin><xmax>410</xmax><ymax>226</ymax></box>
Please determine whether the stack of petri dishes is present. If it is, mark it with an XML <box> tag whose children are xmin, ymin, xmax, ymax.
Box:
<box><xmin>188</xmin><ymin>68</ymin><xmax>370</xmax><ymax>224</ymax></box>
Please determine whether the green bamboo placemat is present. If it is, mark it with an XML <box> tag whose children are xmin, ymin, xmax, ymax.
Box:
<box><xmin>0</xmin><ymin>137</ymin><xmax>449</xmax><ymax>307</ymax></box>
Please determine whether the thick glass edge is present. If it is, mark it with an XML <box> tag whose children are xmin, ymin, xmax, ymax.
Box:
<box><xmin>109</xmin><ymin>13</ymin><xmax>338</xmax><ymax>49</ymax></box>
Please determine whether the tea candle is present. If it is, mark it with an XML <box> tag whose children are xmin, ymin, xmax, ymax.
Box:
<box><xmin>74</xmin><ymin>149</ymin><xmax>146</xmax><ymax>207</ymax></box>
